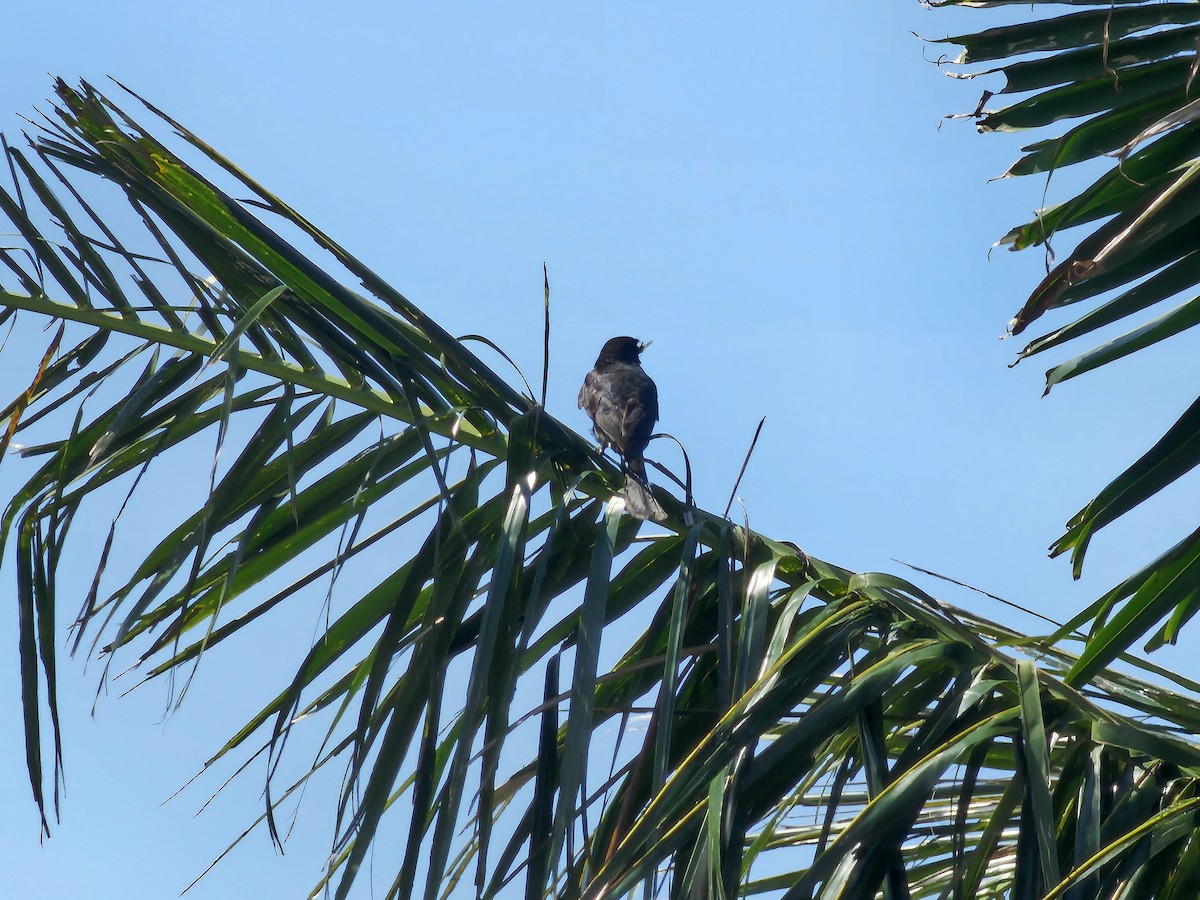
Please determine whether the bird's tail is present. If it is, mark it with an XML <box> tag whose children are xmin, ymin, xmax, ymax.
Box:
<box><xmin>623</xmin><ymin>457</ymin><xmax>667</xmax><ymax>522</ymax></box>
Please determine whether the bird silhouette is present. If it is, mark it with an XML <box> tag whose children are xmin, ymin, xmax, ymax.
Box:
<box><xmin>578</xmin><ymin>336</ymin><xmax>666</xmax><ymax>521</ymax></box>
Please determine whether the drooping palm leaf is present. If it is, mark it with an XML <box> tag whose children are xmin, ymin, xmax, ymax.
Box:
<box><xmin>5</xmin><ymin>78</ymin><xmax>1200</xmax><ymax>900</ymax></box>
<box><xmin>934</xmin><ymin>1</ymin><xmax>1200</xmax><ymax>680</ymax></box>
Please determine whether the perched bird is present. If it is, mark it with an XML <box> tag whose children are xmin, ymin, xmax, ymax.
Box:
<box><xmin>578</xmin><ymin>336</ymin><xmax>667</xmax><ymax>521</ymax></box>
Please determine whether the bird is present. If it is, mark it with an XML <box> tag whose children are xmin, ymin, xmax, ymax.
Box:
<box><xmin>578</xmin><ymin>336</ymin><xmax>667</xmax><ymax>521</ymax></box>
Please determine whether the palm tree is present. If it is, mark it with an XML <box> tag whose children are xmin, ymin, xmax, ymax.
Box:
<box><xmin>6</xmin><ymin>2</ymin><xmax>1200</xmax><ymax>891</ymax></box>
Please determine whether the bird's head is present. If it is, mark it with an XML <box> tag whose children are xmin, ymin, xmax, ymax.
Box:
<box><xmin>595</xmin><ymin>336</ymin><xmax>649</xmax><ymax>366</ymax></box>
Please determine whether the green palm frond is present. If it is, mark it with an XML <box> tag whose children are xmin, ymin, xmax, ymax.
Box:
<box><xmin>5</xmin><ymin>77</ymin><xmax>1200</xmax><ymax>899</ymax></box>
<box><xmin>936</xmin><ymin>1</ymin><xmax>1200</xmax><ymax>681</ymax></box>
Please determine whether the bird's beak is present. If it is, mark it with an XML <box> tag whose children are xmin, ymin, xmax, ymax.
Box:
<box><xmin>638</xmin><ymin>340</ymin><xmax>652</xmax><ymax>353</ymax></box>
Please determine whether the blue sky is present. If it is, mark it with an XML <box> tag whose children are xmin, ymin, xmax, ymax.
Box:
<box><xmin>5</xmin><ymin>3</ymin><xmax>1200</xmax><ymax>898</ymax></box>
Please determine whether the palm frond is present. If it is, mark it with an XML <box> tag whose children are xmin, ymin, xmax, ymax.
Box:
<box><xmin>936</xmin><ymin>1</ymin><xmax>1200</xmax><ymax>680</ymax></box>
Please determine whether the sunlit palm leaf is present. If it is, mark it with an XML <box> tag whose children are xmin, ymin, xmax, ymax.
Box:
<box><xmin>936</xmin><ymin>1</ymin><xmax>1200</xmax><ymax>679</ymax></box>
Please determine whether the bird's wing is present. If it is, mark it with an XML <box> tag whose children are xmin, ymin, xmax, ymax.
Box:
<box><xmin>617</xmin><ymin>394</ymin><xmax>647</xmax><ymax>440</ymax></box>
<box><xmin>641</xmin><ymin>377</ymin><xmax>659</xmax><ymax>429</ymax></box>
<box><xmin>578</xmin><ymin>370</ymin><xmax>599</xmax><ymax>413</ymax></box>
<box><xmin>580</xmin><ymin>370</ymin><xmax>620</xmax><ymax>449</ymax></box>
<box><xmin>617</xmin><ymin>371</ymin><xmax>656</xmax><ymax>448</ymax></box>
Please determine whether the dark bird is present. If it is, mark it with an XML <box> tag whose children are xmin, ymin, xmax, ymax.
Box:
<box><xmin>578</xmin><ymin>336</ymin><xmax>667</xmax><ymax>521</ymax></box>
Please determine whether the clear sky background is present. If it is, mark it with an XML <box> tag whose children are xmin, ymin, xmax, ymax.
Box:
<box><xmin>5</xmin><ymin>3</ymin><xmax>1200</xmax><ymax>898</ymax></box>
